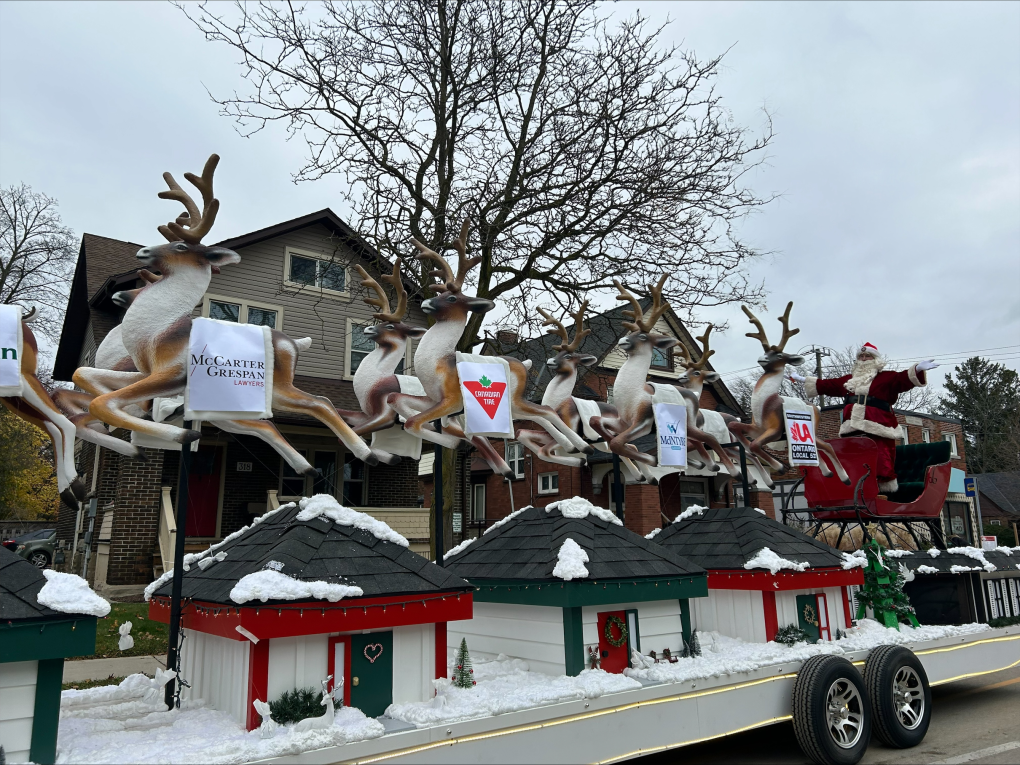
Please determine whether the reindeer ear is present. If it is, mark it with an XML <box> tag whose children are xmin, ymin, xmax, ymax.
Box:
<box><xmin>407</xmin><ymin>326</ymin><xmax>428</xmax><ymax>339</ymax></box>
<box><xmin>703</xmin><ymin>371</ymin><xmax>720</xmax><ymax>382</ymax></box>
<box><xmin>579</xmin><ymin>354</ymin><xmax>598</xmax><ymax>366</ymax></box>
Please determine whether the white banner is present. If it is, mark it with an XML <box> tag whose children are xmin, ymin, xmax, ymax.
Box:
<box><xmin>654</xmin><ymin>402</ymin><xmax>687</xmax><ymax>467</ymax></box>
<box><xmin>455</xmin><ymin>355</ymin><xmax>513</xmax><ymax>438</ymax></box>
<box><xmin>784</xmin><ymin>406</ymin><xmax>819</xmax><ymax>466</ymax></box>
<box><xmin>185</xmin><ymin>318</ymin><xmax>273</xmax><ymax>421</ymax></box>
<box><xmin>0</xmin><ymin>304</ymin><xmax>24</xmax><ymax>396</ymax></box>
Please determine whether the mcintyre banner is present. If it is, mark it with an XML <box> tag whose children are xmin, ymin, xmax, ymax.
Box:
<box><xmin>654</xmin><ymin>402</ymin><xmax>687</xmax><ymax>467</ymax></box>
<box><xmin>0</xmin><ymin>304</ymin><xmax>23</xmax><ymax>396</ymax></box>
<box><xmin>455</xmin><ymin>352</ymin><xmax>513</xmax><ymax>438</ymax></box>
<box><xmin>783</xmin><ymin>404</ymin><xmax>819</xmax><ymax>466</ymax></box>
<box><xmin>185</xmin><ymin>318</ymin><xmax>273</xmax><ymax>421</ymax></box>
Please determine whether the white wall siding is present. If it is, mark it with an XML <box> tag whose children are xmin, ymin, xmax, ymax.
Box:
<box><xmin>180</xmin><ymin>631</ymin><xmax>250</xmax><ymax>725</ymax></box>
<box><xmin>392</xmin><ymin>624</ymin><xmax>435</xmax><ymax>705</ymax></box>
<box><xmin>0</xmin><ymin>660</ymin><xmax>37</xmax><ymax>763</ymax></box>
<box><xmin>692</xmin><ymin>590</ymin><xmax>767</xmax><ymax>643</ymax></box>
<box><xmin>268</xmin><ymin>634</ymin><xmax>330</xmax><ymax>702</ymax></box>
<box><xmin>776</xmin><ymin>587</ymin><xmax>847</xmax><ymax>637</ymax></box>
<box><xmin>449</xmin><ymin>602</ymin><xmax>566</xmax><ymax>676</ymax></box>
<box><xmin>581</xmin><ymin>600</ymin><xmax>685</xmax><ymax>658</ymax></box>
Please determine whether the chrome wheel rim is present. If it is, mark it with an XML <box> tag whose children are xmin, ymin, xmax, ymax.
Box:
<box><xmin>893</xmin><ymin>666</ymin><xmax>924</xmax><ymax>730</ymax></box>
<box><xmin>30</xmin><ymin>553</ymin><xmax>48</xmax><ymax>568</ymax></box>
<box><xmin>826</xmin><ymin>678</ymin><xmax>865</xmax><ymax>749</ymax></box>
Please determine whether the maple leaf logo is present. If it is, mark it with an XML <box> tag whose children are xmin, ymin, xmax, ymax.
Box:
<box><xmin>479</xmin><ymin>375</ymin><xmax>491</xmax><ymax>387</ymax></box>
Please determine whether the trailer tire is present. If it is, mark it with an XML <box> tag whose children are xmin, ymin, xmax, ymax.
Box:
<box><xmin>792</xmin><ymin>655</ymin><xmax>872</xmax><ymax>765</ymax></box>
<box><xmin>864</xmin><ymin>645</ymin><xmax>931</xmax><ymax>748</ymax></box>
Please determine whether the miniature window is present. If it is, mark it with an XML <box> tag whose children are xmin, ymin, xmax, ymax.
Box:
<box><xmin>944</xmin><ymin>432</ymin><xmax>959</xmax><ymax>458</ymax></box>
<box><xmin>506</xmin><ymin>441</ymin><xmax>525</xmax><ymax>479</ymax></box>
<box><xmin>538</xmin><ymin>472</ymin><xmax>559</xmax><ymax>495</ymax></box>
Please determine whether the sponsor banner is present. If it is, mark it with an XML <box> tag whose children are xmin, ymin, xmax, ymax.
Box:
<box><xmin>784</xmin><ymin>406</ymin><xmax>819</xmax><ymax>466</ymax></box>
<box><xmin>0</xmin><ymin>304</ymin><xmax>23</xmax><ymax>396</ymax></box>
<box><xmin>654</xmin><ymin>402</ymin><xmax>687</xmax><ymax>467</ymax></box>
<box><xmin>185</xmin><ymin>318</ymin><xmax>273</xmax><ymax>420</ymax></box>
<box><xmin>456</xmin><ymin>360</ymin><xmax>513</xmax><ymax>438</ymax></box>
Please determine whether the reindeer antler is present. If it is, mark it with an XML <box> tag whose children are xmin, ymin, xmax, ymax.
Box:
<box><xmin>742</xmin><ymin>303</ymin><xmax>799</xmax><ymax>352</ymax></box>
<box><xmin>615</xmin><ymin>274</ymin><xmax>669</xmax><ymax>333</ymax></box>
<box><xmin>354</xmin><ymin>259</ymin><xmax>407</xmax><ymax>322</ymax></box>
<box><xmin>157</xmin><ymin>154</ymin><xmax>220</xmax><ymax>244</ymax></box>
<box><xmin>775</xmin><ymin>301</ymin><xmax>800</xmax><ymax>351</ymax></box>
<box><xmin>692</xmin><ymin>324</ymin><xmax>716</xmax><ymax>370</ymax></box>
<box><xmin>564</xmin><ymin>300</ymin><xmax>592</xmax><ymax>351</ymax></box>
<box><xmin>410</xmin><ymin>220</ymin><xmax>479</xmax><ymax>294</ymax></box>
<box><xmin>742</xmin><ymin>305</ymin><xmax>771</xmax><ymax>351</ymax></box>
<box><xmin>537</xmin><ymin>307</ymin><xmax>570</xmax><ymax>349</ymax></box>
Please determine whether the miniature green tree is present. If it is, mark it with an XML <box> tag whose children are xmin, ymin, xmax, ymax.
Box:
<box><xmin>774</xmin><ymin>624</ymin><xmax>812</xmax><ymax>646</ymax></box>
<box><xmin>855</xmin><ymin>539</ymin><xmax>920</xmax><ymax>630</ymax></box>
<box><xmin>453</xmin><ymin>638</ymin><xmax>476</xmax><ymax>688</ymax></box>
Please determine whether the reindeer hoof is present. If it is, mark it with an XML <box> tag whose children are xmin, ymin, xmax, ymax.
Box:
<box><xmin>60</xmin><ymin>488</ymin><xmax>81</xmax><ymax>508</ymax></box>
<box><xmin>133</xmin><ymin>448</ymin><xmax>149</xmax><ymax>462</ymax></box>
<box><xmin>70</xmin><ymin>478</ymin><xmax>87</xmax><ymax>501</ymax></box>
<box><xmin>179</xmin><ymin>429</ymin><xmax>203</xmax><ymax>444</ymax></box>
<box><xmin>301</xmin><ymin>465</ymin><xmax>319</xmax><ymax>478</ymax></box>
<box><xmin>372</xmin><ymin>450</ymin><xmax>401</xmax><ymax>466</ymax></box>
<box><xmin>362</xmin><ymin>452</ymin><xmax>380</xmax><ymax>467</ymax></box>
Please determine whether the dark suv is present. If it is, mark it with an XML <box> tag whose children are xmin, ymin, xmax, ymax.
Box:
<box><xmin>8</xmin><ymin>529</ymin><xmax>58</xmax><ymax>568</ymax></box>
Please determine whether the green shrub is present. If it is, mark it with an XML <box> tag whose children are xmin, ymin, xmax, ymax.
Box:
<box><xmin>774</xmin><ymin>624</ymin><xmax>812</xmax><ymax>646</ymax></box>
<box><xmin>269</xmin><ymin>687</ymin><xmax>337</xmax><ymax>724</ymax></box>
<box><xmin>987</xmin><ymin>615</ymin><xmax>1020</xmax><ymax>629</ymax></box>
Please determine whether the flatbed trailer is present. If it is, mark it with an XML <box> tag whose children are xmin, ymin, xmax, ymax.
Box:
<box><xmin>266</xmin><ymin>626</ymin><xmax>1020</xmax><ymax>765</ymax></box>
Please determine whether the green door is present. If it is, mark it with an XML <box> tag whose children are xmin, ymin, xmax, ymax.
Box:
<box><xmin>796</xmin><ymin>594</ymin><xmax>821</xmax><ymax>643</ymax></box>
<box><xmin>350</xmin><ymin>631</ymin><xmax>393</xmax><ymax>717</ymax></box>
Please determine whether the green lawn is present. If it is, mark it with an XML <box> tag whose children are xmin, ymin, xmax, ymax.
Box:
<box><xmin>62</xmin><ymin>674</ymin><xmax>126</xmax><ymax>691</ymax></box>
<box><xmin>69</xmin><ymin>602</ymin><xmax>169</xmax><ymax>660</ymax></box>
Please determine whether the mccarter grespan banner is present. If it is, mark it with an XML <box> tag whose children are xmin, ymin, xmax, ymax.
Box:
<box><xmin>654</xmin><ymin>402</ymin><xmax>687</xmax><ymax>467</ymax></box>
<box><xmin>0</xmin><ymin>304</ymin><xmax>23</xmax><ymax>396</ymax></box>
<box><xmin>186</xmin><ymin>317</ymin><xmax>273</xmax><ymax>420</ymax></box>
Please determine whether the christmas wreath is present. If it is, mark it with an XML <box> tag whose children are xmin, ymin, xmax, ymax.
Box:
<box><xmin>802</xmin><ymin>603</ymin><xmax>818</xmax><ymax>627</ymax></box>
<box><xmin>603</xmin><ymin>615</ymin><xmax>628</xmax><ymax>648</ymax></box>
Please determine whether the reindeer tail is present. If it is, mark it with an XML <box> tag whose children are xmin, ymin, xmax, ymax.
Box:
<box><xmin>295</xmin><ymin>337</ymin><xmax>313</xmax><ymax>353</ymax></box>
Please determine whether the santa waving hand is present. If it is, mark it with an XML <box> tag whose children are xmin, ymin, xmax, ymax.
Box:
<box><xmin>789</xmin><ymin>343</ymin><xmax>938</xmax><ymax>494</ymax></box>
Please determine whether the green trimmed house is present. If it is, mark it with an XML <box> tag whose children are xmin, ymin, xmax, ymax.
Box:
<box><xmin>0</xmin><ymin>547</ymin><xmax>104</xmax><ymax>764</ymax></box>
<box><xmin>443</xmin><ymin>499</ymin><xmax>708</xmax><ymax>676</ymax></box>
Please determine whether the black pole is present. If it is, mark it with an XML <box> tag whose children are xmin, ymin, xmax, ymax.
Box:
<box><xmin>738</xmin><ymin>443</ymin><xmax>751</xmax><ymax>508</ymax></box>
<box><xmin>165</xmin><ymin>423</ymin><xmax>194</xmax><ymax>709</ymax></box>
<box><xmin>433</xmin><ymin>425</ymin><xmax>444</xmax><ymax>566</ymax></box>
<box><xmin>612</xmin><ymin>453</ymin><xmax>624</xmax><ymax>521</ymax></box>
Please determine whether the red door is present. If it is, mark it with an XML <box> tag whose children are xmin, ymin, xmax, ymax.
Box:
<box><xmin>185</xmin><ymin>446</ymin><xmax>221</xmax><ymax>537</ymax></box>
<box><xmin>597</xmin><ymin>610</ymin><xmax>630</xmax><ymax>673</ymax></box>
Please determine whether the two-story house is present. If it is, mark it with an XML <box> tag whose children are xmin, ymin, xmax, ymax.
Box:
<box><xmin>53</xmin><ymin>210</ymin><xmax>431</xmax><ymax>596</ymax></box>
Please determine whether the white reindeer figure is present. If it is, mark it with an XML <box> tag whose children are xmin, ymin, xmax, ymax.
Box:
<box><xmin>292</xmin><ymin>676</ymin><xmax>340</xmax><ymax>733</ymax></box>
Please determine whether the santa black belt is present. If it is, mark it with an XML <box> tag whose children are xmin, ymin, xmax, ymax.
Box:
<box><xmin>843</xmin><ymin>395</ymin><xmax>891</xmax><ymax>411</ymax></box>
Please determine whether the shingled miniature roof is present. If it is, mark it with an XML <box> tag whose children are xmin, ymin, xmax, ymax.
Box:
<box><xmin>651</xmin><ymin>506</ymin><xmax>847</xmax><ymax>571</ymax></box>
<box><xmin>0</xmin><ymin>546</ymin><xmax>74</xmax><ymax>621</ymax></box>
<box><xmin>891</xmin><ymin>547</ymin><xmax>1020</xmax><ymax>575</ymax></box>
<box><xmin>443</xmin><ymin>501</ymin><xmax>706</xmax><ymax>582</ymax></box>
<box><xmin>151</xmin><ymin>499</ymin><xmax>471</xmax><ymax>606</ymax></box>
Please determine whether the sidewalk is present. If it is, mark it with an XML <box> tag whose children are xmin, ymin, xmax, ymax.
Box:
<box><xmin>63</xmin><ymin>654</ymin><xmax>167</xmax><ymax>683</ymax></box>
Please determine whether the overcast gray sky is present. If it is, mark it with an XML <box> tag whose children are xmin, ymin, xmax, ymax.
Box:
<box><xmin>1</xmin><ymin>1</ymin><xmax>1017</xmax><ymax>393</ymax></box>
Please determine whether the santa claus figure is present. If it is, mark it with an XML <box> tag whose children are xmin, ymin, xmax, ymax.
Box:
<box><xmin>790</xmin><ymin>343</ymin><xmax>939</xmax><ymax>494</ymax></box>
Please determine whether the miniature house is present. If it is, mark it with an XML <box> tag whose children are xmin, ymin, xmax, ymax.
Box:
<box><xmin>650</xmin><ymin>507</ymin><xmax>864</xmax><ymax>643</ymax></box>
<box><xmin>148</xmin><ymin>496</ymin><xmax>472</xmax><ymax>730</ymax></box>
<box><xmin>443</xmin><ymin>498</ymin><xmax>708</xmax><ymax>676</ymax></box>
<box><xmin>1</xmin><ymin>547</ymin><xmax>104</xmax><ymax>764</ymax></box>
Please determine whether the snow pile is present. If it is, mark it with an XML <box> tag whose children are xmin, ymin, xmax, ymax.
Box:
<box><xmin>624</xmin><ymin>620</ymin><xmax>991</xmax><ymax>685</ymax></box>
<box><xmin>444</xmin><ymin>537</ymin><xmax>476</xmax><ymax>560</ymax></box>
<box><xmin>928</xmin><ymin>549</ymin><xmax>942</xmax><ymax>558</ymax></box>
<box><xmin>645</xmin><ymin>528</ymin><xmax>662</xmax><ymax>540</ymax></box>
<box><xmin>946</xmin><ymin>546</ymin><xmax>997</xmax><ymax>572</ymax></box>
<box><xmin>546</xmin><ymin>497</ymin><xmax>622</xmax><ymax>526</ymax></box>
<box><xmin>841</xmin><ymin>550</ymin><xmax>867</xmax><ymax>570</ymax></box>
<box><xmin>674</xmin><ymin>505</ymin><xmax>707</xmax><ymax>523</ymax></box>
<box><xmin>916</xmin><ymin>565</ymin><xmax>939</xmax><ymax>574</ymax></box>
<box><xmin>386</xmin><ymin>656</ymin><xmax>639</xmax><ymax>728</ymax></box>
<box><xmin>552</xmin><ymin>538</ymin><xmax>590</xmax><ymax>580</ymax></box>
<box><xmin>883</xmin><ymin>549</ymin><xmax>913</xmax><ymax>558</ymax></box>
<box><xmin>57</xmin><ymin>676</ymin><xmax>384</xmax><ymax>764</ymax></box>
<box><xmin>38</xmin><ymin>569</ymin><xmax>111</xmax><ymax>617</ymax></box>
<box><xmin>297</xmin><ymin>494</ymin><xmax>409</xmax><ymax>547</ymax></box>
<box><xmin>743</xmin><ymin>547</ymin><xmax>809</xmax><ymax>575</ymax></box>
<box><xmin>229</xmin><ymin>567</ymin><xmax>363</xmax><ymax>604</ymax></box>
<box><xmin>62</xmin><ymin>672</ymin><xmax>175</xmax><ymax>709</ymax></box>
<box><xmin>484</xmin><ymin>506</ymin><xmax>531</xmax><ymax>534</ymax></box>
<box><xmin>950</xmin><ymin>565</ymin><xmax>980</xmax><ymax>574</ymax></box>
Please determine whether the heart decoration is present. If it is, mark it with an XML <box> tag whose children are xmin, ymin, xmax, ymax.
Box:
<box><xmin>363</xmin><ymin>643</ymin><xmax>384</xmax><ymax>664</ymax></box>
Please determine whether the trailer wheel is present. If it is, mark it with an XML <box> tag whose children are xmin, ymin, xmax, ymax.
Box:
<box><xmin>792</xmin><ymin>655</ymin><xmax>872</xmax><ymax>765</ymax></box>
<box><xmin>864</xmin><ymin>645</ymin><xmax>931</xmax><ymax>748</ymax></box>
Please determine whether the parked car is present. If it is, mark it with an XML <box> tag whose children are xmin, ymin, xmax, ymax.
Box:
<box><xmin>12</xmin><ymin>529</ymin><xmax>57</xmax><ymax>568</ymax></box>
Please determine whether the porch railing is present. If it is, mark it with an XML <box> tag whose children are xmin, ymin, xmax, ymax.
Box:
<box><xmin>266</xmin><ymin>490</ymin><xmax>280</xmax><ymax>512</ymax></box>
<box><xmin>157</xmin><ymin>486</ymin><xmax>176</xmax><ymax>575</ymax></box>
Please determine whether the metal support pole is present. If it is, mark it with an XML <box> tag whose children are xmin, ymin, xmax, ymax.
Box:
<box><xmin>738</xmin><ymin>443</ymin><xmax>751</xmax><ymax>508</ymax></box>
<box><xmin>165</xmin><ymin>423</ymin><xmax>194</xmax><ymax>709</ymax></box>
<box><xmin>815</xmin><ymin>348</ymin><xmax>825</xmax><ymax>408</ymax></box>
<box><xmin>80</xmin><ymin>498</ymin><xmax>97</xmax><ymax>579</ymax></box>
<box><xmin>433</xmin><ymin>428</ymin><xmax>444</xmax><ymax>566</ymax></box>
<box><xmin>612</xmin><ymin>453</ymin><xmax>624</xmax><ymax>521</ymax></box>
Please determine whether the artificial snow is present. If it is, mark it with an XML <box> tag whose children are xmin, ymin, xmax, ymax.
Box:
<box><xmin>674</xmin><ymin>505</ymin><xmax>706</xmax><ymax>523</ymax></box>
<box><xmin>385</xmin><ymin>654</ymin><xmax>639</xmax><ymax>728</ymax></box>
<box><xmin>38</xmin><ymin>569</ymin><xmax>111</xmax><ymax>617</ymax></box>
<box><xmin>297</xmin><ymin>494</ymin><xmax>409</xmax><ymax>547</ymax></box>
<box><xmin>645</xmin><ymin>528</ymin><xmax>662</xmax><ymax>540</ymax></box>
<box><xmin>546</xmin><ymin>496</ymin><xmax>622</xmax><ymax>526</ymax></box>
<box><xmin>483</xmin><ymin>506</ymin><xmax>531</xmax><ymax>534</ymax></box>
<box><xmin>552</xmin><ymin>538</ymin><xmax>590</xmax><ymax>580</ymax></box>
<box><xmin>229</xmin><ymin>568</ymin><xmax>364</xmax><ymax>604</ymax></box>
<box><xmin>743</xmin><ymin>547</ymin><xmax>809</xmax><ymax>575</ymax></box>
<box><xmin>841</xmin><ymin>550</ymin><xmax>867</xmax><ymax>569</ymax></box>
<box><xmin>916</xmin><ymin>565</ymin><xmax>939</xmax><ymax>574</ymax></box>
<box><xmin>883</xmin><ymin>549</ymin><xmax>913</xmax><ymax>558</ymax></box>
<box><xmin>56</xmin><ymin>674</ymin><xmax>384</xmax><ymax>764</ymax></box>
<box><xmin>946</xmin><ymin>546</ymin><xmax>997</xmax><ymax>572</ymax></box>
<box><xmin>928</xmin><ymin>549</ymin><xmax>942</xmax><ymax>558</ymax></box>
<box><xmin>949</xmin><ymin>565</ymin><xmax>980</xmax><ymax>574</ymax></box>
<box><xmin>444</xmin><ymin>537</ymin><xmax>476</xmax><ymax>560</ymax></box>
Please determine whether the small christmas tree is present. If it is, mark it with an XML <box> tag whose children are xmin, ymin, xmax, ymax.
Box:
<box><xmin>681</xmin><ymin>628</ymin><xmax>702</xmax><ymax>658</ymax></box>
<box><xmin>774</xmin><ymin>624</ymin><xmax>812</xmax><ymax>646</ymax></box>
<box><xmin>855</xmin><ymin>539</ymin><xmax>920</xmax><ymax>630</ymax></box>
<box><xmin>453</xmin><ymin>638</ymin><xmax>476</xmax><ymax>688</ymax></box>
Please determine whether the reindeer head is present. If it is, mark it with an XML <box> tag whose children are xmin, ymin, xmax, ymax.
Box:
<box><xmin>135</xmin><ymin>154</ymin><xmax>240</xmax><ymax>276</ymax></box>
<box><xmin>677</xmin><ymin>325</ymin><xmax>720</xmax><ymax>391</ymax></box>
<box><xmin>742</xmin><ymin>302</ymin><xmax>803</xmax><ymax>372</ymax></box>
<box><xmin>538</xmin><ymin>302</ymin><xmax>596</xmax><ymax>376</ymax></box>
<box><xmin>353</xmin><ymin>258</ymin><xmax>426</xmax><ymax>352</ymax></box>
<box><xmin>412</xmin><ymin>221</ymin><xmax>493</xmax><ymax>321</ymax></box>
<box><xmin>614</xmin><ymin>275</ymin><xmax>677</xmax><ymax>359</ymax></box>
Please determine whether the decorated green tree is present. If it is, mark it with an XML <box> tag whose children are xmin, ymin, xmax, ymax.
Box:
<box><xmin>453</xmin><ymin>638</ymin><xmax>476</xmax><ymax>689</ymax></box>
<box><xmin>855</xmin><ymin>539</ymin><xmax>919</xmax><ymax>630</ymax></box>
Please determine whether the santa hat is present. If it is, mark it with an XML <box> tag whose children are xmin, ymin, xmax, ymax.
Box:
<box><xmin>859</xmin><ymin>342</ymin><xmax>880</xmax><ymax>357</ymax></box>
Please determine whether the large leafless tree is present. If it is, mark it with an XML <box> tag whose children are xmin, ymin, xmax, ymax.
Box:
<box><xmin>0</xmin><ymin>184</ymin><xmax>77</xmax><ymax>341</ymax></box>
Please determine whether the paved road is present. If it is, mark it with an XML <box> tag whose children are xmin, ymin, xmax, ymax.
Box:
<box><xmin>640</xmin><ymin>664</ymin><xmax>1020</xmax><ymax>764</ymax></box>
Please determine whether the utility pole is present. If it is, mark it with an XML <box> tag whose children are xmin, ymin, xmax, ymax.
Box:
<box><xmin>808</xmin><ymin>346</ymin><xmax>832</xmax><ymax>407</ymax></box>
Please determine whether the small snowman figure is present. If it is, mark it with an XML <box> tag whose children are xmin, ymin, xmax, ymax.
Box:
<box><xmin>118</xmin><ymin>621</ymin><xmax>134</xmax><ymax>651</ymax></box>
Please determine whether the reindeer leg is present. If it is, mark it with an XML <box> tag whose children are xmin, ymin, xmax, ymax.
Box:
<box><xmin>816</xmin><ymin>438</ymin><xmax>851</xmax><ymax>485</ymax></box>
<box><xmin>88</xmin><ymin>370</ymin><xmax>197</xmax><ymax>444</ymax></box>
<box><xmin>51</xmin><ymin>388</ymin><xmax>147</xmax><ymax>459</ymax></box>
<box><xmin>215</xmin><ymin>419</ymin><xmax>316</xmax><ymax>476</ymax></box>
<box><xmin>272</xmin><ymin>383</ymin><xmax>379</xmax><ymax>465</ymax></box>
<box><xmin>400</xmin><ymin>387</ymin><xmax>467</xmax><ymax>449</ymax></box>
<box><xmin>608</xmin><ymin>420</ymin><xmax>656</xmax><ymax>466</ymax></box>
<box><xmin>517</xmin><ymin>430</ymin><xmax>585</xmax><ymax>468</ymax></box>
<box><xmin>690</xmin><ymin>428</ymin><xmax>739</xmax><ymax>476</ymax></box>
<box><xmin>20</xmin><ymin>378</ymin><xmax>85</xmax><ymax>501</ymax></box>
<box><xmin>441</xmin><ymin>419</ymin><xmax>516</xmax><ymax>478</ymax></box>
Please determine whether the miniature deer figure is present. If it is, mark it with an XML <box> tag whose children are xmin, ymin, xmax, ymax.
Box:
<box><xmin>728</xmin><ymin>303</ymin><xmax>850</xmax><ymax>487</ymax></box>
<box><xmin>292</xmin><ymin>675</ymin><xmax>338</xmax><ymax>733</ymax></box>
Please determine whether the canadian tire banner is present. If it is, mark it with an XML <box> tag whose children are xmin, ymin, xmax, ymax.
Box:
<box><xmin>0</xmin><ymin>304</ymin><xmax>23</xmax><ymax>396</ymax></box>
<box><xmin>784</xmin><ymin>405</ymin><xmax>819</xmax><ymax>466</ymax></box>
<box><xmin>455</xmin><ymin>358</ymin><xmax>513</xmax><ymax>438</ymax></box>
<box><xmin>185</xmin><ymin>317</ymin><xmax>273</xmax><ymax>421</ymax></box>
<box><xmin>654</xmin><ymin>402</ymin><xmax>687</xmax><ymax>467</ymax></box>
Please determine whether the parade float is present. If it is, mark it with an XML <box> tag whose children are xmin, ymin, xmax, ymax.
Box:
<box><xmin>1</xmin><ymin>154</ymin><xmax>1018</xmax><ymax>765</ymax></box>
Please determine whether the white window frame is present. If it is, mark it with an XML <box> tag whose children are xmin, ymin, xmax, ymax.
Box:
<box><xmin>203</xmin><ymin>293</ymin><xmax>284</xmax><ymax>329</ymax></box>
<box><xmin>505</xmin><ymin>441</ymin><xmax>525</xmax><ymax>479</ymax></box>
<box><xmin>538</xmin><ymin>472</ymin><xmax>559</xmax><ymax>495</ymax></box>
<box><xmin>944</xmin><ymin>432</ymin><xmax>959</xmax><ymax>458</ymax></box>
<box><xmin>921</xmin><ymin>428</ymin><xmax>930</xmax><ymax>443</ymax></box>
<box><xmin>472</xmin><ymin>483</ymin><xmax>486</xmax><ymax>522</ymax></box>
<box><xmin>283</xmin><ymin>246</ymin><xmax>351</xmax><ymax>298</ymax></box>
<box><xmin>344</xmin><ymin>317</ymin><xmax>413</xmax><ymax>381</ymax></box>
<box><xmin>606</xmin><ymin>384</ymin><xmax>614</xmax><ymax>404</ymax></box>
<box><xmin>899</xmin><ymin>424</ymin><xmax>910</xmax><ymax>445</ymax></box>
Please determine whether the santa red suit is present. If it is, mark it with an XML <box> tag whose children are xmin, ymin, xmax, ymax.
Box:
<box><xmin>804</xmin><ymin>343</ymin><xmax>928</xmax><ymax>493</ymax></box>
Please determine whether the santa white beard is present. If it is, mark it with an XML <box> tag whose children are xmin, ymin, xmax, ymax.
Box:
<box><xmin>844</xmin><ymin>357</ymin><xmax>886</xmax><ymax>395</ymax></box>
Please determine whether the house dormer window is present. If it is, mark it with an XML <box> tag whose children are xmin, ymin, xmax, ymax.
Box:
<box><xmin>651</xmin><ymin>347</ymin><xmax>671</xmax><ymax>370</ymax></box>
<box><xmin>284</xmin><ymin>247</ymin><xmax>349</xmax><ymax>296</ymax></box>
